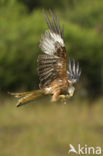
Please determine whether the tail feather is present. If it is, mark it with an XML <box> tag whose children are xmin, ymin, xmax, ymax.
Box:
<box><xmin>9</xmin><ymin>90</ymin><xmax>43</xmax><ymax>107</ymax></box>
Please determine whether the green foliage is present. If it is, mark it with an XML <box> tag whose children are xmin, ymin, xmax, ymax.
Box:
<box><xmin>18</xmin><ymin>0</ymin><xmax>67</xmax><ymax>11</ymax></box>
<box><xmin>0</xmin><ymin>0</ymin><xmax>103</xmax><ymax>96</ymax></box>
<box><xmin>65</xmin><ymin>0</ymin><xmax>103</xmax><ymax>28</ymax></box>
<box><xmin>0</xmin><ymin>1</ymin><xmax>42</xmax><ymax>90</ymax></box>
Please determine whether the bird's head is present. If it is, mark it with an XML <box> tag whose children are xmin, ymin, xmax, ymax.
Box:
<box><xmin>68</xmin><ymin>86</ymin><xmax>75</xmax><ymax>97</ymax></box>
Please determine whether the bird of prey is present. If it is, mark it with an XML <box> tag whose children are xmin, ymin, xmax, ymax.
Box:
<box><xmin>10</xmin><ymin>10</ymin><xmax>81</xmax><ymax>107</ymax></box>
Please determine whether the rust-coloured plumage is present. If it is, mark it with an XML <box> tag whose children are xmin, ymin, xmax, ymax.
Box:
<box><xmin>38</xmin><ymin>9</ymin><xmax>68</xmax><ymax>101</ymax></box>
<box><xmin>9</xmin><ymin>9</ymin><xmax>81</xmax><ymax>107</ymax></box>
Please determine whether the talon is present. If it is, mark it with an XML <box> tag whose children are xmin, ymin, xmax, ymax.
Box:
<box><xmin>59</xmin><ymin>94</ymin><xmax>66</xmax><ymax>99</ymax></box>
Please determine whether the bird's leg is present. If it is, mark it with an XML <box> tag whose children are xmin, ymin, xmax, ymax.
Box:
<box><xmin>59</xmin><ymin>94</ymin><xmax>66</xmax><ymax>99</ymax></box>
<box><xmin>51</xmin><ymin>90</ymin><xmax>60</xmax><ymax>102</ymax></box>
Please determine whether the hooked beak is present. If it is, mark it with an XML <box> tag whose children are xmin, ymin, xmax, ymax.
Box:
<box><xmin>66</xmin><ymin>93</ymin><xmax>73</xmax><ymax>98</ymax></box>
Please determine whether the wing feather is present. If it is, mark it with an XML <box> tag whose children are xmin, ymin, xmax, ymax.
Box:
<box><xmin>40</xmin><ymin>30</ymin><xmax>64</xmax><ymax>55</ymax></box>
<box><xmin>49</xmin><ymin>9</ymin><xmax>58</xmax><ymax>33</ymax></box>
<box><xmin>38</xmin><ymin>10</ymin><xmax>67</xmax><ymax>89</ymax></box>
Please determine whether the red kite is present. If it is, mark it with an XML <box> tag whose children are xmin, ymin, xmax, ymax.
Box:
<box><xmin>10</xmin><ymin>10</ymin><xmax>81</xmax><ymax>107</ymax></box>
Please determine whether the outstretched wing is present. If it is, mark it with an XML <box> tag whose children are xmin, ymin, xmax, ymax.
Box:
<box><xmin>38</xmin><ymin>10</ymin><xmax>68</xmax><ymax>89</ymax></box>
<box><xmin>67</xmin><ymin>59</ymin><xmax>81</xmax><ymax>84</ymax></box>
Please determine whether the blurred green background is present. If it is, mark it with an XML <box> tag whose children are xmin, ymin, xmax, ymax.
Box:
<box><xmin>0</xmin><ymin>0</ymin><xmax>103</xmax><ymax>156</ymax></box>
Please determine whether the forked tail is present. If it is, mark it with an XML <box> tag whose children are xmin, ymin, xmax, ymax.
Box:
<box><xmin>9</xmin><ymin>90</ymin><xmax>43</xmax><ymax>107</ymax></box>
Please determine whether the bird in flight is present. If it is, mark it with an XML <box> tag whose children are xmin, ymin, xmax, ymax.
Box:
<box><xmin>10</xmin><ymin>10</ymin><xmax>81</xmax><ymax>107</ymax></box>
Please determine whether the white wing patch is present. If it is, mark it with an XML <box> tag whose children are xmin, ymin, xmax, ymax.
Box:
<box><xmin>40</xmin><ymin>30</ymin><xmax>64</xmax><ymax>55</ymax></box>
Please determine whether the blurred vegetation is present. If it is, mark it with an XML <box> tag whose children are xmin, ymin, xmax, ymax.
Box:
<box><xmin>0</xmin><ymin>0</ymin><xmax>103</xmax><ymax>98</ymax></box>
<box><xmin>0</xmin><ymin>96</ymin><xmax>103</xmax><ymax>156</ymax></box>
